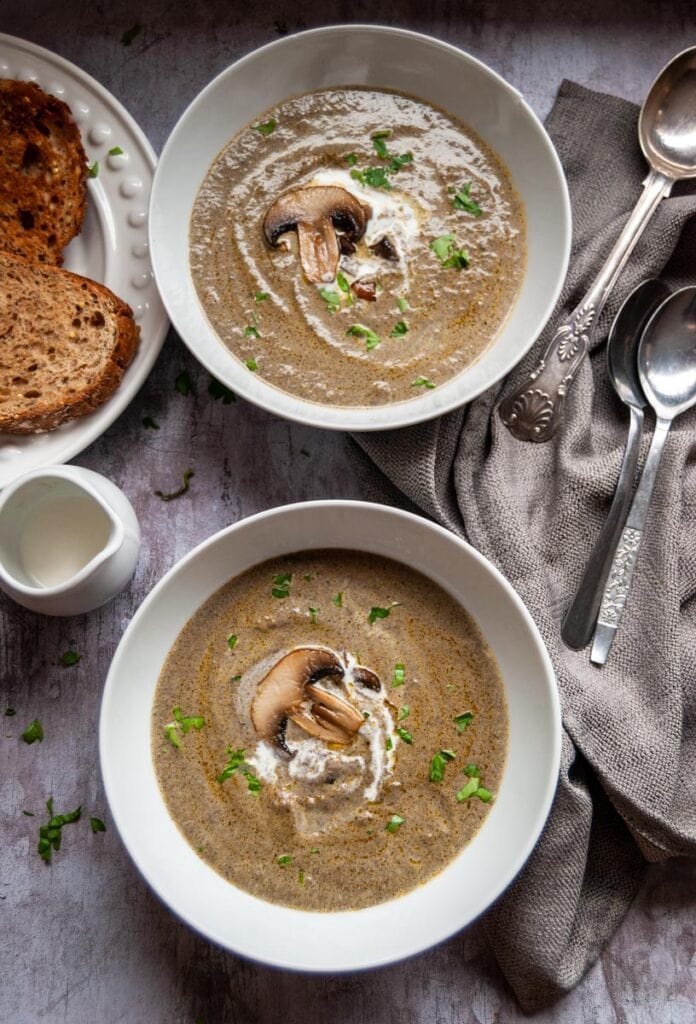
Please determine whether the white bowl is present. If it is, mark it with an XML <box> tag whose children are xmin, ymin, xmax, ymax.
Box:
<box><xmin>149</xmin><ymin>25</ymin><xmax>571</xmax><ymax>432</ymax></box>
<box><xmin>100</xmin><ymin>500</ymin><xmax>560</xmax><ymax>971</ymax></box>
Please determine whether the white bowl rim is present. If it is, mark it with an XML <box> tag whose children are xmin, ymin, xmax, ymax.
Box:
<box><xmin>99</xmin><ymin>499</ymin><xmax>561</xmax><ymax>972</ymax></box>
<box><xmin>149</xmin><ymin>24</ymin><xmax>571</xmax><ymax>433</ymax></box>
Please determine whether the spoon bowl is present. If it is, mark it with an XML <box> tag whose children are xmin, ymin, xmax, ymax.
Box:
<box><xmin>640</xmin><ymin>48</ymin><xmax>696</xmax><ymax>178</ymax></box>
<box><xmin>607</xmin><ymin>279</ymin><xmax>671</xmax><ymax>408</ymax></box>
<box><xmin>639</xmin><ymin>286</ymin><xmax>696</xmax><ymax>416</ymax></box>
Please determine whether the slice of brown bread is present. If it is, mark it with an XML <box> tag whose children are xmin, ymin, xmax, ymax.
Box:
<box><xmin>0</xmin><ymin>79</ymin><xmax>87</xmax><ymax>266</ymax></box>
<box><xmin>0</xmin><ymin>253</ymin><xmax>140</xmax><ymax>434</ymax></box>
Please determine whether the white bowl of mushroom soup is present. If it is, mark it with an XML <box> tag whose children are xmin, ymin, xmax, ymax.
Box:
<box><xmin>100</xmin><ymin>501</ymin><xmax>560</xmax><ymax>970</ymax></box>
<box><xmin>149</xmin><ymin>25</ymin><xmax>570</xmax><ymax>431</ymax></box>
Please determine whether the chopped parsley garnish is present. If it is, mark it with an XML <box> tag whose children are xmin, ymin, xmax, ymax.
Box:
<box><xmin>61</xmin><ymin>649</ymin><xmax>81</xmax><ymax>667</ymax></box>
<box><xmin>368</xmin><ymin>602</ymin><xmax>400</xmax><ymax>624</ymax></box>
<box><xmin>175</xmin><ymin>370</ymin><xmax>195</xmax><ymax>395</ymax></box>
<box><xmin>454</xmin><ymin>712</ymin><xmax>474</xmax><ymax>733</ymax></box>
<box><xmin>390</xmin><ymin>320</ymin><xmax>408</xmax><ymax>337</ymax></box>
<box><xmin>253</xmin><ymin>118</ymin><xmax>277</xmax><ymax>136</ymax></box>
<box><xmin>244</xmin><ymin>325</ymin><xmax>260</xmax><ymax>338</ymax></box>
<box><xmin>347</xmin><ymin>323</ymin><xmax>380</xmax><ymax>350</ymax></box>
<box><xmin>208</xmin><ymin>377</ymin><xmax>236</xmax><ymax>403</ymax></box>
<box><xmin>456</xmin><ymin>777</ymin><xmax>480</xmax><ymax>802</ymax></box>
<box><xmin>254</xmin><ymin>291</ymin><xmax>270</xmax><ymax>302</ymax></box>
<box><xmin>332</xmin><ymin>592</ymin><xmax>343</xmax><ymax>607</ymax></box>
<box><xmin>308</xmin><ymin>606</ymin><xmax>319</xmax><ymax>625</ymax></box>
<box><xmin>397</xmin><ymin>296</ymin><xmax>409</xmax><ymax>313</ymax></box>
<box><xmin>385</xmin><ymin>736</ymin><xmax>393</xmax><ymax>751</ymax></box>
<box><xmin>476</xmin><ymin>787</ymin><xmax>493</xmax><ymax>802</ymax></box>
<box><xmin>227</xmin><ymin>634</ymin><xmax>238</xmax><ymax>650</ymax></box>
<box><xmin>411</xmin><ymin>376</ymin><xmax>436</xmax><ymax>389</ymax></box>
<box><xmin>319</xmin><ymin>287</ymin><xmax>341</xmax><ymax>314</ymax></box>
<box><xmin>21</xmin><ymin>719</ymin><xmax>44</xmax><ymax>744</ymax></box>
<box><xmin>216</xmin><ymin>749</ymin><xmax>261</xmax><ymax>794</ymax></box>
<box><xmin>298</xmin><ymin>869</ymin><xmax>305</xmax><ymax>884</ymax></box>
<box><xmin>429</xmin><ymin>749</ymin><xmax>456</xmax><ymax>783</ymax></box>
<box><xmin>456</xmin><ymin>763</ymin><xmax>493</xmax><ymax>802</ymax></box>
<box><xmin>271</xmin><ymin>572</ymin><xmax>292</xmax><ymax>599</ymax></box>
<box><xmin>344</xmin><ymin>153</ymin><xmax>358</xmax><ymax>166</ymax></box>
<box><xmin>430</xmin><ymin>234</ymin><xmax>471</xmax><ymax>269</ymax></box>
<box><xmin>245</xmin><ymin>358</ymin><xmax>258</xmax><ymax>372</ymax></box>
<box><xmin>4</xmin><ymin>708</ymin><xmax>16</xmax><ymax>717</ymax></box>
<box><xmin>108</xmin><ymin>146</ymin><xmax>124</xmax><ymax>156</ymax></box>
<box><xmin>372</xmin><ymin>129</ymin><xmax>392</xmax><ymax>158</ymax></box>
<box><xmin>38</xmin><ymin>798</ymin><xmax>81</xmax><ymax>864</ymax></box>
<box><xmin>391</xmin><ymin>662</ymin><xmax>405</xmax><ymax>687</ymax></box>
<box><xmin>231</xmin><ymin>675</ymin><xmax>242</xmax><ymax>682</ymax></box>
<box><xmin>363</xmin><ymin>711</ymin><xmax>370</xmax><ymax>720</ymax></box>
<box><xmin>452</xmin><ymin>183</ymin><xmax>482</xmax><ymax>216</ymax></box>
<box><xmin>336</xmin><ymin>271</ymin><xmax>353</xmax><ymax>305</ymax></box>
<box><xmin>87</xmin><ymin>161</ymin><xmax>99</xmax><ymax>178</ymax></box>
<box><xmin>164</xmin><ymin>706</ymin><xmax>205</xmax><ymax>748</ymax></box>
<box><xmin>277</xmin><ymin>854</ymin><xmax>293</xmax><ymax>866</ymax></box>
<box><xmin>398</xmin><ymin>706</ymin><xmax>410</xmax><ymax>721</ymax></box>
<box><xmin>385</xmin><ymin>814</ymin><xmax>404</xmax><ymax>833</ymax></box>
<box><xmin>142</xmin><ymin>415</ymin><xmax>160</xmax><ymax>429</ymax></box>
<box><xmin>155</xmin><ymin>468</ymin><xmax>194</xmax><ymax>502</ymax></box>
<box><xmin>351</xmin><ymin>166</ymin><xmax>392</xmax><ymax>191</ymax></box>
<box><xmin>350</xmin><ymin>131</ymin><xmax>413</xmax><ymax>190</ymax></box>
<box><xmin>463</xmin><ymin>763</ymin><xmax>479</xmax><ymax>777</ymax></box>
<box><xmin>121</xmin><ymin>23</ymin><xmax>143</xmax><ymax>46</ymax></box>
<box><xmin>396</xmin><ymin>726</ymin><xmax>413</xmax><ymax>745</ymax></box>
<box><xmin>90</xmin><ymin>817</ymin><xmax>106</xmax><ymax>833</ymax></box>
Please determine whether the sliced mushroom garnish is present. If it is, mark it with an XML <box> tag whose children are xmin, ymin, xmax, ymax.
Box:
<box><xmin>251</xmin><ymin>647</ymin><xmax>363</xmax><ymax>753</ymax></box>
<box><xmin>353</xmin><ymin>665</ymin><xmax>381</xmax><ymax>691</ymax></box>
<box><xmin>263</xmin><ymin>186</ymin><xmax>371</xmax><ymax>284</ymax></box>
<box><xmin>351</xmin><ymin>278</ymin><xmax>377</xmax><ymax>302</ymax></box>
<box><xmin>369</xmin><ymin>236</ymin><xmax>399</xmax><ymax>262</ymax></box>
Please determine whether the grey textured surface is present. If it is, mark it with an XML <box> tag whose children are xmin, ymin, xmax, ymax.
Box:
<box><xmin>1</xmin><ymin>2</ymin><xmax>696</xmax><ymax>1023</ymax></box>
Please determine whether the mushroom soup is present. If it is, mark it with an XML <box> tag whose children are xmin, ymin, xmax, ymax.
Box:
<box><xmin>152</xmin><ymin>550</ymin><xmax>508</xmax><ymax>911</ymax></box>
<box><xmin>190</xmin><ymin>87</ymin><xmax>526</xmax><ymax>406</ymax></box>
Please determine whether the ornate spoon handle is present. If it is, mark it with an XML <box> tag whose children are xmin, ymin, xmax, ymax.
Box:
<box><xmin>590</xmin><ymin>416</ymin><xmax>671</xmax><ymax>665</ymax></box>
<box><xmin>500</xmin><ymin>170</ymin><xmax>672</xmax><ymax>443</ymax></box>
<box><xmin>561</xmin><ymin>404</ymin><xmax>644</xmax><ymax>650</ymax></box>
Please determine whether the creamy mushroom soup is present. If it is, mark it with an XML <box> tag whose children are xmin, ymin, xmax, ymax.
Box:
<box><xmin>190</xmin><ymin>87</ymin><xmax>526</xmax><ymax>406</ymax></box>
<box><xmin>152</xmin><ymin>550</ymin><xmax>508</xmax><ymax>911</ymax></box>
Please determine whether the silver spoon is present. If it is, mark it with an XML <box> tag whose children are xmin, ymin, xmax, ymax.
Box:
<box><xmin>501</xmin><ymin>47</ymin><xmax>696</xmax><ymax>443</ymax></box>
<box><xmin>591</xmin><ymin>286</ymin><xmax>696</xmax><ymax>665</ymax></box>
<box><xmin>562</xmin><ymin>279</ymin><xmax>671</xmax><ymax>650</ymax></box>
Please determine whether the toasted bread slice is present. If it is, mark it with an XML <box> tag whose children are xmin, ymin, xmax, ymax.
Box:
<box><xmin>0</xmin><ymin>253</ymin><xmax>140</xmax><ymax>434</ymax></box>
<box><xmin>0</xmin><ymin>79</ymin><xmax>87</xmax><ymax>265</ymax></box>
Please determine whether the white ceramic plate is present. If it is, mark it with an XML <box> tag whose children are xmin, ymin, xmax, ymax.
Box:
<box><xmin>150</xmin><ymin>25</ymin><xmax>571</xmax><ymax>432</ymax></box>
<box><xmin>100</xmin><ymin>501</ymin><xmax>561</xmax><ymax>971</ymax></box>
<box><xmin>0</xmin><ymin>34</ymin><xmax>169</xmax><ymax>488</ymax></box>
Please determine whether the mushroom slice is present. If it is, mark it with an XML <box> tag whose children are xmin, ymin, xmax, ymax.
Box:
<box><xmin>351</xmin><ymin>278</ymin><xmax>377</xmax><ymax>302</ymax></box>
<box><xmin>353</xmin><ymin>665</ymin><xmax>381</xmax><ymax>691</ymax></box>
<box><xmin>287</xmin><ymin>708</ymin><xmax>349</xmax><ymax>745</ymax></box>
<box><xmin>369</xmin><ymin>236</ymin><xmax>399</xmax><ymax>262</ymax></box>
<box><xmin>263</xmin><ymin>186</ymin><xmax>371</xmax><ymax>284</ymax></box>
<box><xmin>305</xmin><ymin>683</ymin><xmax>365</xmax><ymax>738</ymax></box>
<box><xmin>251</xmin><ymin>647</ymin><xmax>351</xmax><ymax>753</ymax></box>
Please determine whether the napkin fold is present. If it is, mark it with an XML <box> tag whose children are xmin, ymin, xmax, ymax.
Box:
<box><xmin>354</xmin><ymin>81</ymin><xmax>696</xmax><ymax>1010</ymax></box>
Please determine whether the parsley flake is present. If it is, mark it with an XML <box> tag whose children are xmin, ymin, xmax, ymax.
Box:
<box><xmin>429</xmin><ymin>749</ymin><xmax>456</xmax><ymax>783</ymax></box>
<box><xmin>61</xmin><ymin>650</ymin><xmax>81</xmax><ymax>667</ymax></box>
<box><xmin>351</xmin><ymin>166</ymin><xmax>392</xmax><ymax>191</ymax></box>
<box><xmin>391</xmin><ymin>662</ymin><xmax>405</xmax><ymax>687</ymax></box>
<box><xmin>216</xmin><ymin>747</ymin><xmax>246</xmax><ymax>783</ymax></box>
<box><xmin>452</xmin><ymin>182</ymin><xmax>482</xmax><ymax>217</ymax></box>
<box><xmin>298</xmin><ymin>869</ymin><xmax>305</xmax><ymax>884</ymax></box>
<box><xmin>37</xmin><ymin>798</ymin><xmax>81</xmax><ymax>864</ymax></box>
<box><xmin>390</xmin><ymin>320</ymin><xmax>408</xmax><ymax>337</ymax></box>
<box><xmin>227</xmin><ymin>634</ymin><xmax>238</xmax><ymax>650</ymax></box>
<box><xmin>277</xmin><ymin>854</ymin><xmax>292</xmax><ymax>866</ymax></box>
<box><xmin>344</xmin><ymin>153</ymin><xmax>358</xmax><ymax>166</ymax></box>
<box><xmin>155</xmin><ymin>469</ymin><xmax>194</xmax><ymax>502</ymax></box>
<box><xmin>87</xmin><ymin>161</ymin><xmax>99</xmax><ymax>178</ymax></box>
<box><xmin>396</xmin><ymin>726</ymin><xmax>413</xmax><ymax>745</ymax></box>
<box><xmin>244</xmin><ymin>325</ymin><xmax>260</xmax><ymax>338</ymax></box>
<box><xmin>397</xmin><ymin>296</ymin><xmax>409</xmax><ymax>313</ymax></box>
<box><xmin>245</xmin><ymin>358</ymin><xmax>258</xmax><ymax>372</ymax></box>
<box><xmin>253</xmin><ymin>119</ymin><xmax>277</xmax><ymax>136</ymax></box>
<box><xmin>386</xmin><ymin>736</ymin><xmax>393</xmax><ymax>751</ymax></box>
<box><xmin>371</xmin><ymin>129</ymin><xmax>392</xmax><ymax>158</ymax></box>
<box><xmin>208</xmin><ymin>377</ymin><xmax>236</xmax><ymax>404</ymax></box>
<box><xmin>164</xmin><ymin>706</ymin><xmax>205</xmax><ymax>748</ymax></box>
<box><xmin>336</xmin><ymin>271</ymin><xmax>353</xmax><ymax>305</ymax></box>
<box><xmin>456</xmin><ymin>777</ymin><xmax>480</xmax><ymax>802</ymax></box>
<box><xmin>398</xmin><ymin>706</ymin><xmax>410</xmax><ymax>721</ymax></box>
<box><xmin>430</xmin><ymin>234</ymin><xmax>470</xmax><ymax>269</ymax></box>
<box><xmin>175</xmin><ymin>370</ymin><xmax>195</xmax><ymax>395</ymax></box>
<box><xmin>308</xmin><ymin>606</ymin><xmax>319</xmax><ymax>625</ymax></box>
<box><xmin>411</xmin><ymin>376</ymin><xmax>436</xmax><ymax>389</ymax></box>
<box><xmin>454</xmin><ymin>712</ymin><xmax>474</xmax><ymax>733</ymax></box>
<box><xmin>108</xmin><ymin>145</ymin><xmax>124</xmax><ymax>156</ymax></box>
<box><xmin>254</xmin><ymin>291</ymin><xmax>270</xmax><ymax>302</ymax></box>
<box><xmin>271</xmin><ymin>572</ymin><xmax>292</xmax><ymax>599</ymax></box>
<box><xmin>368</xmin><ymin>602</ymin><xmax>400</xmax><ymax>625</ymax></box>
<box><xmin>347</xmin><ymin>323</ymin><xmax>381</xmax><ymax>350</ymax></box>
<box><xmin>319</xmin><ymin>287</ymin><xmax>341</xmax><ymax>314</ymax></box>
<box><xmin>21</xmin><ymin>719</ymin><xmax>44</xmax><ymax>744</ymax></box>
<box><xmin>385</xmin><ymin>814</ymin><xmax>404</xmax><ymax>833</ymax></box>
<box><xmin>332</xmin><ymin>592</ymin><xmax>343</xmax><ymax>607</ymax></box>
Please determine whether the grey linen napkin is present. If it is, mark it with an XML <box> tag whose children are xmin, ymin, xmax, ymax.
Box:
<box><xmin>354</xmin><ymin>81</ymin><xmax>696</xmax><ymax>1010</ymax></box>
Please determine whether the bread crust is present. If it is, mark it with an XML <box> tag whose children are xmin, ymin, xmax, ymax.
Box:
<box><xmin>0</xmin><ymin>253</ymin><xmax>140</xmax><ymax>434</ymax></box>
<box><xmin>0</xmin><ymin>79</ymin><xmax>88</xmax><ymax>266</ymax></box>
